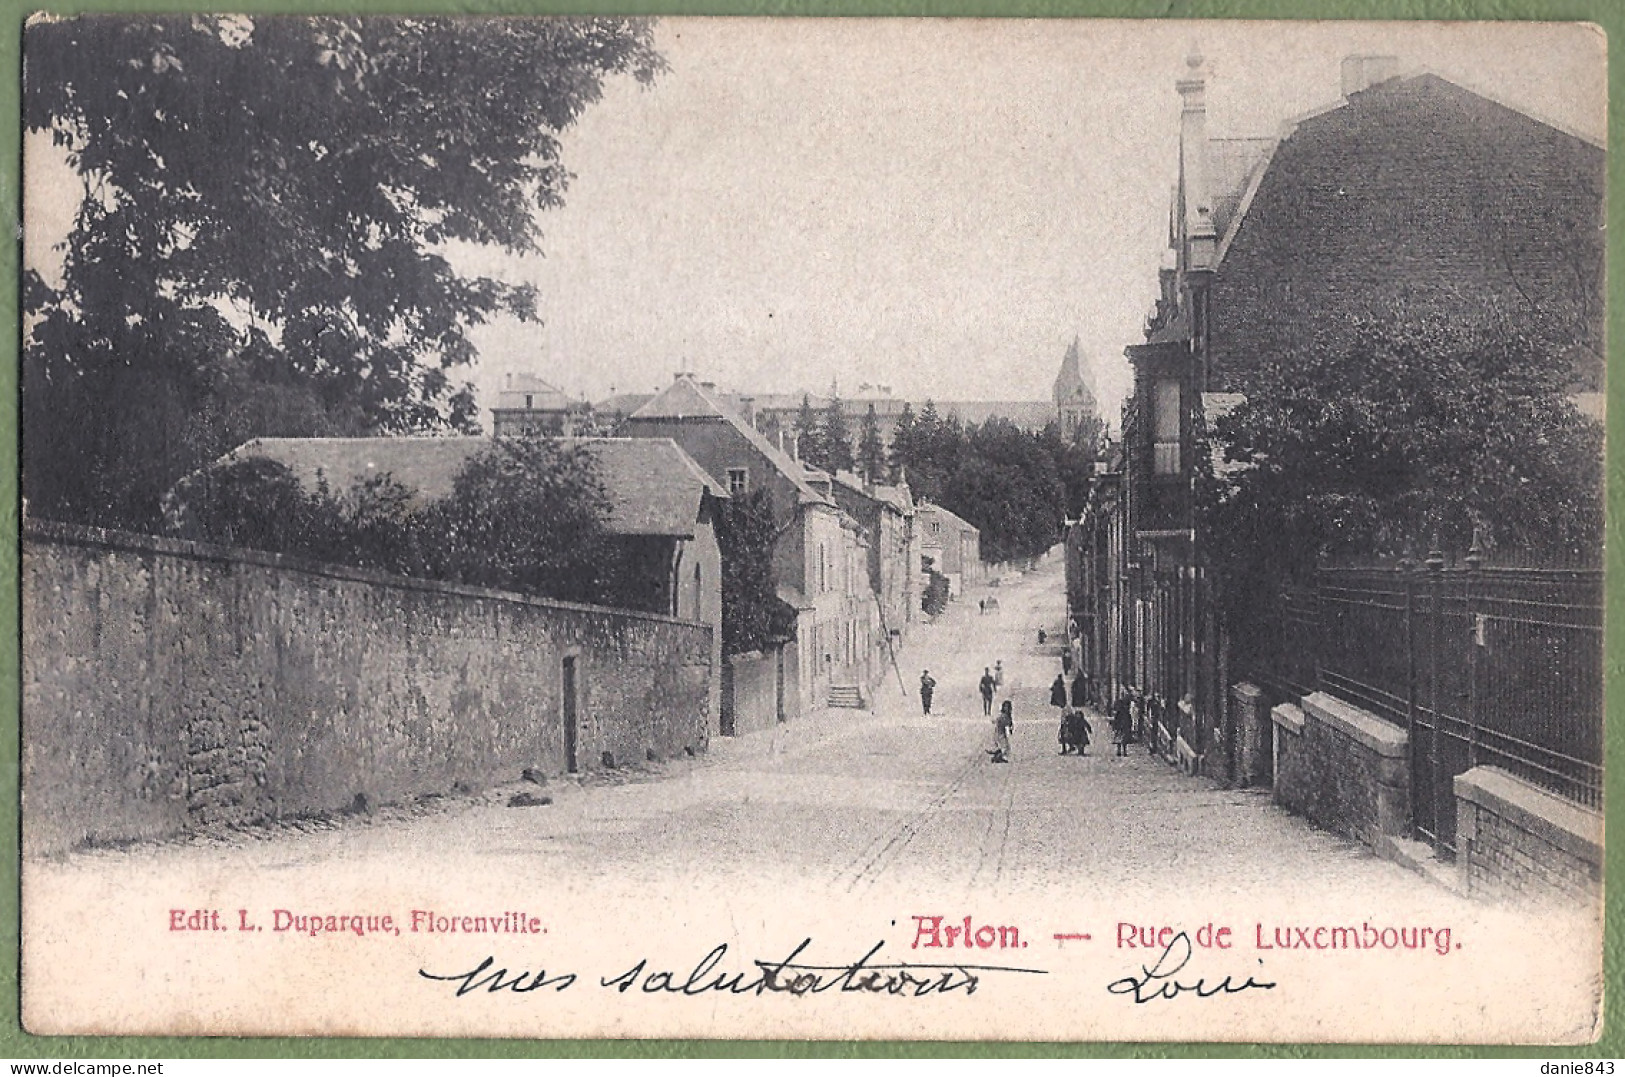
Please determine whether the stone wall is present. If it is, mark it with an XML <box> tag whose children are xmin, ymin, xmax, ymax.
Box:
<box><xmin>23</xmin><ymin>521</ymin><xmax>714</xmax><ymax>856</ymax></box>
<box><xmin>1455</xmin><ymin>766</ymin><xmax>1602</xmax><ymax>902</ymax></box>
<box><xmin>1231</xmin><ymin>682</ymin><xmax>1272</xmax><ymax>788</ymax></box>
<box><xmin>1271</xmin><ymin>691</ymin><xmax>1409</xmax><ymax>851</ymax></box>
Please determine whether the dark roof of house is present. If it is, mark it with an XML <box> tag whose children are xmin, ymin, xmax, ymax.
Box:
<box><xmin>213</xmin><ymin>436</ymin><xmax>722</xmax><ymax>538</ymax></box>
<box><xmin>830</xmin><ymin>470</ymin><xmax>914</xmax><ymax>515</ymax></box>
<box><xmin>627</xmin><ymin>377</ymin><xmax>829</xmax><ymax>506</ymax></box>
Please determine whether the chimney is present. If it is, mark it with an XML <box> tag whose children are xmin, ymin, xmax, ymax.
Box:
<box><xmin>738</xmin><ymin>395</ymin><xmax>755</xmax><ymax>424</ymax></box>
<box><xmin>1341</xmin><ymin>55</ymin><xmax>1399</xmax><ymax>97</ymax></box>
<box><xmin>1176</xmin><ymin>51</ymin><xmax>1217</xmax><ymax>272</ymax></box>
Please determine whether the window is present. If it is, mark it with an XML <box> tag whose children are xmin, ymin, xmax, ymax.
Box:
<box><xmin>1153</xmin><ymin>378</ymin><xmax>1181</xmax><ymax>475</ymax></box>
<box><xmin>727</xmin><ymin>468</ymin><xmax>749</xmax><ymax>496</ymax></box>
<box><xmin>525</xmin><ymin>394</ymin><xmax>534</xmax><ymax>409</ymax></box>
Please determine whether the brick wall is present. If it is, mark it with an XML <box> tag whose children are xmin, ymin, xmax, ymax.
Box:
<box><xmin>23</xmin><ymin>521</ymin><xmax>714</xmax><ymax>856</ymax></box>
<box><xmin>1271</xmin><ymin>692</ymin><xmax>1409</xmax><ymax>850</ymax></box>
<box><xmin>1212</xmin><ymin>75</ymin><xmax>1605</xmax><ymax>392</ymax></box>
<box><xmin>1455</xmin><ymin>766</ymin><xmax>1602</xmax><ymax>902</ymax></box>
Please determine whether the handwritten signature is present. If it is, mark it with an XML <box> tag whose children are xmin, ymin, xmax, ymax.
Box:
<box><xmin>420</xmin><ymin>938</ymin><xmax>1048</xmax><ymax>1000</ymax></box>
<box><xmin>1107</xmin><ymin>931</ymin><xmax>1276</xmax><ymax>1003</ymax></box>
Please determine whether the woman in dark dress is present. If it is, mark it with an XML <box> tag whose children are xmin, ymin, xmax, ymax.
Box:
<box><xmin>1049</xmin><ymin>674</ymin><xmax>1068</xmax><ymax>710</ymax></box>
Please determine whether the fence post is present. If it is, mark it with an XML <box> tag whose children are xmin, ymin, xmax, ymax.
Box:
<box><xmin>1464</xmin><ymin>528</ymin><xmax>1483</xmax><ymax>771</ymax></box>
<box><xmin>1400</xmin><ymin>553</ymin><xmax>1417</xmax><ymax>834</ymax></box>
<box><xmin>1426</xmin><ymin>540</ymin><xmax>1445</xmax><ymax>846</ymax></box>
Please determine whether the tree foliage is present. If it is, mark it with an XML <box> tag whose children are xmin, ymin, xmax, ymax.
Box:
<box><xmin>856</xmin><ymin>403</ymin><xmax>886</xmax><ymax>486</ymax></box>
<box><xmin>888</xmin><ymin>406</ymin><xmax>1087</xmax><ymax>565</ymax></box>
<box><xmin>169</xmin><ymin>436</ymin><xmax>670</xmax><ymax>611</ymax></box>
<box><xmin>822</xmin><ymin>391</ymin><xmax>855</xmax><ymax>474</ymax></box>
<box><xmin>793</xmin><ymin>394</ymin><xmax>825</xmax><ymax>472</ymax></box>
<box><xmin>1202</xmin><ymin>307</ymin><xmax>1604</xmax><ymax>591</ymax></box>
<box><xmin>24</xmin><ymin>15</ymin><xmax>664</xmax><ymax>529</ymax></box>
<box><xmin>716</xmin><ymin>487</ymin><xmax>796</xmax><ymax>655</ymax></box>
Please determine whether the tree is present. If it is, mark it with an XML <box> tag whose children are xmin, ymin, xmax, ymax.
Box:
<box><xmin>1202</xmin><ymin>306</ymin><xmax>1604</xmax><ymax>591</ymax></box>
<box><xmin>24</xmin><ymin>15</ymin><xmax>664</xmax><ymax>528</ymax></box>
<box><xmin>794</xmin><ymin>394</ymin><xmax>826</xmax><ymax>472</ymax></box>
<box><xmin>823</xmin><ymin>391</ymin><xmax>855</xmax><ymax>475</ymax></box>
<box><xmin>888</xmin><ymin>401</ymin><xmax>916</xmax><ymax>484</ymax></box>
<box><xmin>856</xmin><ymin>404</ymin><xmax>886</xmax><ymax>486</ymax></box>
<box><xmin>421</xmin><ymin>437</ymin><xmax>621</xmax><ymax>605</ymax></box>
<box><xmin>716</xmin><ymin>488</ymin><xmax>796</xmax><ymax>655</ymax></box>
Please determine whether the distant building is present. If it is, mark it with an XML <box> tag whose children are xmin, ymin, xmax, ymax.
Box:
<box><xmin>915</xmin><ymin>500</ymin><xmax>982</xmax><ymax>597</ymax></box>
<box><xmin>1053</xmin><ymin>337</ymin><xmax>1100</xmax><ymax>442</ymax></box>
<box><xmin>620</xmin><ymin>374</ymin><xmax>887</xmax><ymax>718</ymax></box>
<box><xmin>489</xmin><ymin>373</ymin><xmax>591</xmax><ymax>437</ymax></box>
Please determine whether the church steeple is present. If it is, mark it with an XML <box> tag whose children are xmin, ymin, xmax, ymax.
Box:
<box><xmin>1053</xmin><ymin>337</ymin><xmax>1100</xmax><ymax>440</ymax></box>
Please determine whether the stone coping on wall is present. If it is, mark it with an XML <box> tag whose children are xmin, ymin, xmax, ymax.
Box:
<box><xmin>24</xmin><ymin>517</ymin><xmax>705</xmax><ymax>629</ymax></box>
<box><xmin>1271</xmin><ymin>701</ymin><xmax>1305</xmax><ymax>735</ymax></box>
<box><xmin>1455</xmin><ymin>765</ymin><xmax>1603</xmax><ymax>867</ymax></box>
<box><xmin>1232</xmin><ymin>681</ymin><xmax>1264</xmax><ymax>706</ymax></box>
<box><xmin>1300</xmin><ymin>691</ymin><xmax>1406</xmax><ymax>758</ymax></box>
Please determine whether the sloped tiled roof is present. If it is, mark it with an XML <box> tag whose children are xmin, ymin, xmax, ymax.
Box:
<box><xmin>628</xmin><ymin>377</ymin><xmax>829</xmax><ymax>506</ymax></box>
<box><xmin>493</xmin><ymin>374</ymin><xmax>587</xmax><ymax>412</ymax></box>
<box><xmin>211</xmin><ymin>436</ymin><xmax>720</xmax><ymax>538</ymax></box>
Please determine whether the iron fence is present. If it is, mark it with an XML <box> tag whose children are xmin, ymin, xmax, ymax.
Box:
<box><xmin>1250</xmin><ymin>554</ymin><xmax>1601</xmax><ymax>854</ymax></box>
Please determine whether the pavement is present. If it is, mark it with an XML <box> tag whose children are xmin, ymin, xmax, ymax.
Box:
<box><xmin>20</xmin><ymin>551</ymin><xmax>1604</xmax><ymax>1042</ymax></box>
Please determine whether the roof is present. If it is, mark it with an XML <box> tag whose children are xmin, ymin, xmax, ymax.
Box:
<box><xmin>493</xmin><ymin>374</ymin><xmax>587</xmax><ymax>412</ymax></box>
<box><xmin>210</xmin><ymin>436</ymin><xmax>722</xmax><ymax>538</ymax></box>
<box><xmin>1213</xmin><ymin>71</ymin><xmax>1603</xmax><ymax>268</ymax></box>
<box><xmin>915</xmin><ymin>499</ymin><xmax>979</xmax><ymax>537</ymax></box>
<box><xmin>1053</xmin><ymin>337</ymin><xmax>1099</xmax><ymax>410</ymax></box>
<box><xmin>829</xmin><ymin>471</ymin><xmax>914</xmax><ymax>515</ymax></box>
<box><xmin>595</xmin><ymin>392</ymin><xmax>655</xmax><ymax>416</ymax></box>
<box><xmin>627</xmin><ymin>377</ymin><xmax>829</xmax><ymax>506</ymax></box>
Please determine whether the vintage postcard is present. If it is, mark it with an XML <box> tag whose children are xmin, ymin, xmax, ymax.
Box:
<box><xmin>18</xmin><ymin>16</ymin><xmax>1607</xmax><ymax>1043</ymax></box>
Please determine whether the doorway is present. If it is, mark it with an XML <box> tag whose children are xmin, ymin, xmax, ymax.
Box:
<box><xmin>562</xmin><ymin>656</ymin><xmax>579</xmax><ymax>773</ymax></box>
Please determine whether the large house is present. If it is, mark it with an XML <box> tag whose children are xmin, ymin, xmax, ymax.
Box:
<box><xmin>619</xmin><ymin>374</ymin><xmax>888</xmax><ymax>721</ymax></box>
<box><xmin>1070</xmin><ymin>54</ymin><xmax>1603</xmax><ymax>835</ymax></box>
<box><xmin>489</xmin><ymin>373</ymin><xmax>593</xmax><ymax>437</ymax></box>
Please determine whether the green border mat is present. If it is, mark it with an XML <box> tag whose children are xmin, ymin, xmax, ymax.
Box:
<box><xmin>1</xmin><ymin>0</ymin><xmax>1619</xmax><ymax>1061</ymax></box>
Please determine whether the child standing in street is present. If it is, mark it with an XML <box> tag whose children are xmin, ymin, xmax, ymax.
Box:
<box><xmin>991</xmin><ymin>700</ymin><xmax>1014</xmax><ymax>763</ymax></box>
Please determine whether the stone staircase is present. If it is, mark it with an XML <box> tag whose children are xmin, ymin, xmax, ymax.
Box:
<box><xmin>827</xmin><ymin>685</ymin><xmax>866</xmax><ymax>709</ymax></box>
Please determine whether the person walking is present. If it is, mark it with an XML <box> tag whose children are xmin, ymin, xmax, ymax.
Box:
<box><xmin>1059</xmin><ymin>706</ymin><xmax>1092</xmax><ymax>755</ymax></box>
<box><xmin>919</xmin><ymin>670</ymin><xmax>937</xmax><ymax>716</ymax></box>
<box><xmin>1070</xmin><ymin>670</ymin><xmax>1088</xmax><ymax>709</ymax></box>
<box><xmin>991</xmin><ymin>700</ymin><xmax>1013</xmax><ymax>763</ymax></box>
<box><xmin>1049</xmin><ymin>673</ymin><xmax>1068</xmax><ymax>712</ymax></box>
<box><xmin>1111</xmin><ymin>694</ymin><xmax>1135</xmax><ymax>756</ymax></box>
<box><xmin>993</xmin><ymin>661</ymin><xmax>1004</xmax><ymax>691</ymax></box>
<box><xmin>979</xmin><ymin>667</ymin><xmax>997</xmax><ymax>716</ymax></box>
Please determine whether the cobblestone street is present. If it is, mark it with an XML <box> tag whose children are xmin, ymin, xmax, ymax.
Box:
<box><xmin>22</xmin><ymin>554</ymin><xmax>1603</xmax><ymax>1042</ymax></box>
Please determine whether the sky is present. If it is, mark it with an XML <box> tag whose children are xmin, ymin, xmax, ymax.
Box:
<box><xmin>25</xmin><ymin>18</ymin><xmax>1607</xmax><ymax>426</ymax></box>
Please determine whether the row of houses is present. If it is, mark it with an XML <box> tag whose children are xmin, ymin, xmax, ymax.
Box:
<box><xmin>213</xmin><ymin>371</ymin><xmax>984</xmax><ymax>741</ymax></box>
<box><xmin>490</xmin><ymin>372</ymin><xmax>1058</xmax><ymax>453</ymax></box>
<box><xmin>1066</xmin><ymin>55</ymin><xmax>1603</xmax><ymax>900</ymax></box>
